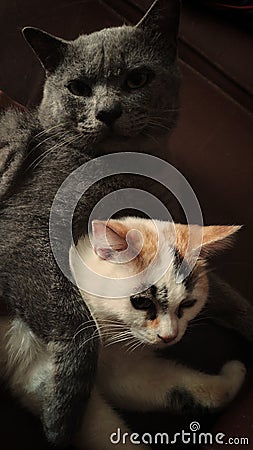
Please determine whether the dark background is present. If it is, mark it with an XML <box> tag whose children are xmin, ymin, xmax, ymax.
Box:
<box><xmin>0</xmin><ymin>1</ymin><xmax>253</xmax><ymax>449</ymax></box>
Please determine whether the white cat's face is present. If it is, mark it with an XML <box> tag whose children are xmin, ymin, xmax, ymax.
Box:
<box><xmin>70</xmin><ymin>218</ymin><xmax>239</xmax><ymax>349</ymax></box>
<box><xmin>84</xmin><ymin>266</ymin><xmax>207</xmax><ymax>349</ymax></box>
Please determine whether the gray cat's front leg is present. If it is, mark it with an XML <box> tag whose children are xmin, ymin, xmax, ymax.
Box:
<box><xmin>207</xmin><ymin>274</ymin><xmax>253</xmax><ymax>343</ymax></box>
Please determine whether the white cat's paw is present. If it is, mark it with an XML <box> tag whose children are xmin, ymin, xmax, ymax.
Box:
<box><xmin>221</xmin><ymin>360</ymin><xmax>246</xmax><ymax>380</ymax></box>
<box><xmin>220</xmin><ymin>360</ymin><xmax>246</xmax><ymax>398</ymax></box>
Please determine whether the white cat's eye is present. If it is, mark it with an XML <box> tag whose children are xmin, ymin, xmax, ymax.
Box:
<box><xmin>125</xmin><ymin>70</ymin><xmax>151</xmax><ymax>90</ymax></box>
<box><xmin>66</xmin><ymin>80</ymin><xmax>92</xmax><ymax>97</ymax></box>
<box><xmin>177</xmin><ymin>299</ymin><xmax>197</xmax><ymax>318</ymax></box>
<box><xmin>130</xmin><ymin>296</ymin><xmax>153</xmax><ymax>310</ymax></box>
<box><xmin>181</xmin><ymin>299</ymin><xmax>197</xmax><ymax>308</ymax></box>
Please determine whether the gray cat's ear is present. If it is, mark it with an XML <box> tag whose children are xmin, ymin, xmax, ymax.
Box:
<box><xmin>22</xmin><ymin>27</ymin><xmax>68</xmax><ymax>72</ymax></box>
<box><xmin>136</xmin><ymin>0</ymin><xmax>180</xmax><ymax>55</ymax></box>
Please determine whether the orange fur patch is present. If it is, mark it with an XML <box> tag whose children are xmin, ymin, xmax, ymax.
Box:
<box><xmin>147</xmin><ymin>317</ymin><xmax>160</xmax><ymax>328</ymax></box>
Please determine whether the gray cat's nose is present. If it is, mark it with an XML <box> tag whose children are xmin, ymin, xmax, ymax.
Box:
<box><xmin>96</xmin><ymin>104</ymin><xmax>122</xmax><ymax>126</ymax></box>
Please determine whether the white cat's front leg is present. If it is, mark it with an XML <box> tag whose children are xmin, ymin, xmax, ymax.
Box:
<box><xmin>98</xmin><ymin>352</ymin><xmax>246</xmax><ymax>413</ymax></box>
<box><xmin>75</xmin><ymin>387</ymin><xmax>149</xmax><ymax>450</ymax></box>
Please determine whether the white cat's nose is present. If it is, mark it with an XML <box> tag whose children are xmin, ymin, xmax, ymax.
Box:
<box><xmin>157</xmin><ymin>333</ymin><xmax>177</xmax><ymax>344</ymax></box>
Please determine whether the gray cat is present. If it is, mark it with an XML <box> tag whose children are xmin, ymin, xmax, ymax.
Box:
<box><xmin>0</xmin><ymin>0</ymin><xmax>252</xmax><ymax>447</ymax></box>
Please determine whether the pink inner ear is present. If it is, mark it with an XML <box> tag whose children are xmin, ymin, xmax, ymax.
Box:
<box><xmin>92</xmin><ymin>220</ymin><xmax>128</xmax><ymax>260</ymax></box>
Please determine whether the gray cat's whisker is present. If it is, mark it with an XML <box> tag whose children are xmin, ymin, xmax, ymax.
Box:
<box><xmin>148</xmin><ymin>120</ymin><xmax>175</xmax><ymax>132</ymax></box>
<box><xmin>25</xmin><ymin>129</ymin><xmax>66</xmax><ymax>160</ymax></box>
<box><xmin>29</xmin><ymin>135</ymin><xmax>79</xmax><ymax>171</ymax></box>
<box><xmin>31</xmin><ymin>123</ymin><xmax>64</xmax><ymax>141</ymax></box>
<box><xmin>142</xmin><ymin>131</ymin><xmax>161</xmax><ymax>147</ymax></box>
<box><xmin>152</xmin><ymin>108</ymin><xmax>180</xmax><ymax>114</ymax></box>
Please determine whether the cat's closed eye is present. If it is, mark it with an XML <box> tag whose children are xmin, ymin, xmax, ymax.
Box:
<box><xmin>177</xmin><ymin>299</ymin><xmax>197</xmax><ymax>319</ymax></box>
<box><xmin>130</xmin><ymin>296</ymin><xmax>153</xmax><ymax>310</ymax></box>
<box><xmin>125</xmin><ymin>68</ymin><xmax>154</xmax><ymax>91</ymax></box>
<box><xmin>66</xmin><ymin>80</ymin><xmax>92</xmax><ymax>97</ymax></box>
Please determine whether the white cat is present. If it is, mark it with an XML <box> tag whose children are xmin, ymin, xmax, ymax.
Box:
<box><xmin>69</xmin><ymin>218</ymin><xmax>246</xmax><ymax>450</ymax></box>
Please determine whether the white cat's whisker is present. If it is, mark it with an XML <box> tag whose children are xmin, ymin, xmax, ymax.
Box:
<box><xmin>102</xmin><ymin>329</ymin><xmax>132</xmax><ymax>342</ymax></box>
<box><xmin>102</xmin><ymin>331</ymin><xmax>132</xmax><ymax>342</ymax></box>
<box><xmin>127</xmin><ymin>340</ymin><xmax>143</xmax><ymax>354</ymax></box>
<box><xmin>78</xmin><ymin>329</ymin><xmax>100</xmax><ymax>350</ymax></box>
<box><xmin>73</xmin><ymin>324</ymin><xmax>98</xmax><ymax>342</ymax></box>
<box><xmin>104</xmin><ymin>336</ymin><xmax>133</xmax><ymax>348</ymax></box>
<box><xmin>124</xmin><ymin>336</ymin><xmax>141</xmax><ymax>353</ymax></box>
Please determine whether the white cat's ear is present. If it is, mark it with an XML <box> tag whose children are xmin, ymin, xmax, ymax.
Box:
<box><xmin>92</xmin><ymin>220</ymin><xmax>143</xmax><ymax>262</ymax></box>
<box><xmin>136</xmin><ymin>0</ymin><xmax>180</xmax><ymax>55</ymax></box>
<box><xmin>199</xmin><ymin>225</ymin><xmax>242</xmax><ymax>256</ymax></box>
<box><xmin>91</xmin><ymin>220</ymin><xmax>128</xmax><ymax>260</ymax></box>
<box><xmin>22</xmin><ymin>27</ymin><xmax>69</xmax><ymax>73</ymax></box>
<box><xmin>183</xmin><ymin>224</ymin><xmax>241</xmax><ymax>258</ymax></box>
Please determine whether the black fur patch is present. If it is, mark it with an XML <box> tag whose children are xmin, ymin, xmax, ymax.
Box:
<box><xmin>156</xmin><ymin>285</ymin><xmax>168</xmax><ymax>312</ymax></box>
<box><xmin>168</xmin><ymin>388</ymin><xmax>209</xmax><ymax>414</ymax></box>
<box><xmin>172</xmin><ymin>246</ymin><xmax>198</xmax><ymax>294</ymax></box>
<box><xmin>173</xmin><ymin>247</ymin><xmax>183</xmax><ymax>273</ymax></box>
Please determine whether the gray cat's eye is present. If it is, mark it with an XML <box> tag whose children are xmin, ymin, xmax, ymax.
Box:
<box><xmin>130</xmin><ymin>296</ymin><xmax>153</xmax><ymax>310</ymax></box>
<box><xmin>125</xmin><ymin>69</ymin><xmax>153</xmax><ymax>90</ymax></box>
<box><xmin>66</xmin><ymin>80</ymin><xmax>92</xmax><ymax>97</ymax></box>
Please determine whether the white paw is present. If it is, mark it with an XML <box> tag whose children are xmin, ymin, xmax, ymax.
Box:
<box><xmin>221</xmin><ymin>360</ymin><xmax>246</xmax><ymax>380</ymax></box>
<box><xmin>220</xmin><ymin>360</ymin><xmax>246</xmax><ymax>398</ymax></box>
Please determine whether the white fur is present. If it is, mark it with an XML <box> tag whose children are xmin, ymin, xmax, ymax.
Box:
<box><xmin>0</xmin><ymin>317</ymin><xmax>53</xmax><ymax>413</ymax></box>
